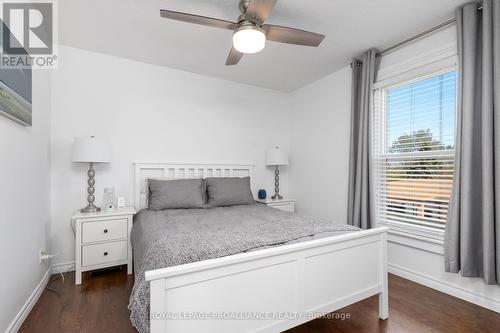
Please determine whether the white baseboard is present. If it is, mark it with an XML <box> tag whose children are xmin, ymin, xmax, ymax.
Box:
<box><xmin>5</xmin><ymin>269</ymin><xmax>50</xmax><ymax>333</ymax></box>
<box><xmin>5</xmin><ymin>262</ymin><xmax>76</xmax><ymax>332</ymax></box>
<box><xmin>51</xmin><ymin>261</ymin><xmax>75</xmax><ymax>274</ymax></box>
<box><xmin>389</xmin><ymin>263</ymin><xmax>500</xmax><ymax>313</ymax></box>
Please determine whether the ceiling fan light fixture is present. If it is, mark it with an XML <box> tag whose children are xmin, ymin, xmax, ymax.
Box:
<box><xmin>232</xmin><ymin>25</ymin><xmax>266</xmax><ymax>54</ymax></box>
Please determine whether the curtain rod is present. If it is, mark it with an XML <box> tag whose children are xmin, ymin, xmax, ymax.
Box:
<box><xmin>351</xmin><ymin>4</ymin><xmax>483</xmax><ymax>67</ymax></box>
<box><xmin>379</xmin><ymin>17</ymin><xmax>456</xmax><ymax>55</ymax></box>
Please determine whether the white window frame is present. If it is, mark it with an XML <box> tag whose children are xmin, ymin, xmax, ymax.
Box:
<box><xmin>372</xmin><ymin>58</ymin><xmax>458</xmax><ymax>242</ymax></box>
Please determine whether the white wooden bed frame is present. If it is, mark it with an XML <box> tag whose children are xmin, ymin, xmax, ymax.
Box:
<box><xmin>134</xmin><ymin>162</ymin><xmax>389</xmax><ymax>333</ymax></box>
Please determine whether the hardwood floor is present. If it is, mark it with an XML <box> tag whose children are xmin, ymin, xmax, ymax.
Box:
<box><xmin>20</xmin><ymin>267</ymin><xmax>136</xmax><ymax>333</ymax></box>
<box><xmin>20</xmin><ymin>268</ymin><xmax>500</xmax><ymax>333</ymax></box>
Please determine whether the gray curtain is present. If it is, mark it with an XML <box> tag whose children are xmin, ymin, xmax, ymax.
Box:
<box><xmin>347</xmin><ymin>49</ymin><xmax>379</xmax><ymax>229</ymax></box>
<box><xmin>445</xmin><ymin>0</ymin><xmax>500</xmax><ymax>285</ymax></box>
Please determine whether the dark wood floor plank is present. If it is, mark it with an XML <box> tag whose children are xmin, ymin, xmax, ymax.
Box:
<box><xmin>19</xmin><ymin>269</ymin><xmax>500</xmax><ymax>333</ymax></box>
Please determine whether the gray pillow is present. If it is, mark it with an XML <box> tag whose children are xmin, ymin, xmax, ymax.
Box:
<box><xmin>148</xmin><ymin>178</ymin><xmax>207</xmax><ymax>210</ymax></box>
<box><xmin>206</xmin><ymin>177</ymin><xmax>254</xmax><ymax>207</ymax></box>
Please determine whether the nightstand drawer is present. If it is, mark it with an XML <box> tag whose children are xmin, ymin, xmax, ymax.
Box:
<box><xmin>82</xmin><ymin>241</ymin><xmax>128</xmax><ymax>267</ymax></box>
<box><xmin>82</xmin><ymin>218</ymin><xmax>127</xmax><ymax>243</ymax></box>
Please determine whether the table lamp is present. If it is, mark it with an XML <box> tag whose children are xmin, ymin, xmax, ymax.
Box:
<box><xmin>72</xmin><ymin>136</ymin><xmax>111</xmax><ymax>213</ymax></box>
<box><xmin>266</xmin><ymin>147</ymin><xmax>288</xmax><ymax>200</ymax></box>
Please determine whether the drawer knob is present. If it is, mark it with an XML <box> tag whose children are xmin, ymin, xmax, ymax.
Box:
<box><xmin>103</xmin><ymin>229</ymin><xmax>108</xmax><ymax>233</ymax></box>
<box><xmin>104</xmin><ymin>251</ymin><xmax>108</xmax><ymax>256</ymax></box>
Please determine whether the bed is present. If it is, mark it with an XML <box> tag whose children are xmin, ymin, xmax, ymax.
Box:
<box><xmin>130</xmin><ymin>162</ymin><xmax>388</xmax><ymax>333</ymax></box>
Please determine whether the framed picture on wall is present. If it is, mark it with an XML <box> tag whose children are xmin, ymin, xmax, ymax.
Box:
<box><xmin>0</xmin><ymin>22</ymin><xmax>33</xmax><ymax>127</ymax></box>
<box><xmin>0</xmin><ymin>79</ymin><xmax>32</xmax><ymax>126</ymax></box>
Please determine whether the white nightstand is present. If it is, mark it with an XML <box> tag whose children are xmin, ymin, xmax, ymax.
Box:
<box><xmin>72</xmin><ymin>207</ymin><xmax>136</xmax><ymax>285</ymax></box>
<box><xmin>256</xmin><ymin>198</ymin><xmax>295</xmax><ymax>213</ymax></box>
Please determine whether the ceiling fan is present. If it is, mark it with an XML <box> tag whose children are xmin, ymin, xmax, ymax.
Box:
<box><xmin>160</xmin><ymin>0</ymin><xmax>325</xmax><ymax>66</ymax></box>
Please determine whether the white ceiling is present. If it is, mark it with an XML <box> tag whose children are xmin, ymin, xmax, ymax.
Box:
<box><xmin>59</xmin><ymin>0</ymin><xmax>468</xmax><ymax>92</ymax></box>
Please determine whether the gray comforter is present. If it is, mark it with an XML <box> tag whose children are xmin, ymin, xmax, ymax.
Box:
<box><xmin>128</xmin><ymin>203</ymin><xmax>359</xmax><ymax>333</ymax></box>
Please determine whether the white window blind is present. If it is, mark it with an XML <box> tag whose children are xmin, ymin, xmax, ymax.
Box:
<box><xmin>373</xmin><ymin>70</ymin><xmax>457</xmax><ymax>231</ymax></box>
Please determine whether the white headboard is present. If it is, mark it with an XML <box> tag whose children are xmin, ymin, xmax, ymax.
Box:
<box><xmin>134</xmin><ymin>162</ymin><xmax>254</xmax><ymax>210</ymax></box>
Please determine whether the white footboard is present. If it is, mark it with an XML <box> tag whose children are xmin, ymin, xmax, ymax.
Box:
<box><xmin>146</xmin><ymin>227</ymin><xmax>389</xmax><ymax>333</ymax></box>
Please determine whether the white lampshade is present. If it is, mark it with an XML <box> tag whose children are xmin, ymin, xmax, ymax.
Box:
<box><xmin>266</xmin><ymin>147</ymin><xmax>288</xmax><ymax>166</ymax></box>
<box><xmin>72</xmin><ymin>137</ymin><xmax>112</xmax><ymax>163</ymax></box>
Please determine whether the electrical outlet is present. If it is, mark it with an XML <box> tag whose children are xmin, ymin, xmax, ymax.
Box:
<box><xmin>39</xmin><ymin>248</ymin><xmax>46</xmax><ymax>264</ymax></box>
<box><xmin>39</xmin><ymin>249</ymin><xmax>57</xmax><ymax>263</ymax></box>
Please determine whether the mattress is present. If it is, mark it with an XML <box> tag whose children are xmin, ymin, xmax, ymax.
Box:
<box><xmin>128</xmin><ymin>203</ymin><xmax>360</xmax><ymax>333</ymax></box>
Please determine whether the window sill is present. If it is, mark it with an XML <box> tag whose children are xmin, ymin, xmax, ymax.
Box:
<box><xmin>379</xmin><ymin>222</ymin><xmax>445</xmax><ymax>255</ymax></box>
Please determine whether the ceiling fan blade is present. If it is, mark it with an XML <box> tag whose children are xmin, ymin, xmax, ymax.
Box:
<box><xmin>262</xmin><ymin>24</ymin><xmax>325</xmax><ymax>47</ymax></box>
<box><xmin>160</xmin><ymin>9</ymin><xmax>237</xmax><ymax>30</ymax></box>
<box><xmin>226</xmin><ymin>47</ymin><xmax>244</xmax><ymax>66</ymax></box>
<box><xmin>245</xmin><ymin>0</ymin><xmax>277</xmax><ymax>25</ymax></box>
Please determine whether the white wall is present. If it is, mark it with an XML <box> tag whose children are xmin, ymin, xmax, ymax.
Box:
<box><xmin>0</xmin><ymin>70</ymin><xmax>51</xmax><ymax>332</ymax></box>
<box><xmin>389</xmin><ymin>241</ymin><xmax>500</xmax><ymax>311</ymax></box>
<box><xmin>289</xmin><ymin>26</ymin><xmax>500</xmax><ymax>311</ymax></box>
<box><xmin>289</xmin><ymin>67</ymin><xmax>352</xmax><ymax>222</ymax></box>
<box><xmin>50</xmin><ymin>46</ymin><xmax>291</xmax><ymax>265</ymax></box>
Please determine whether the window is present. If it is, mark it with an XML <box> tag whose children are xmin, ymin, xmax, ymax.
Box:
<box><xmin>373</xmin><ymin>70</ymin><xmax>457</xmax><ymax>235</ymax></box>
